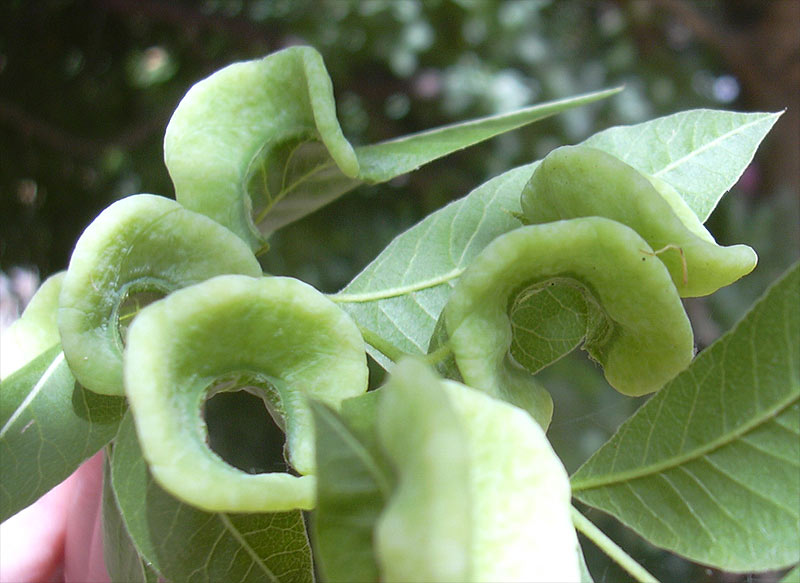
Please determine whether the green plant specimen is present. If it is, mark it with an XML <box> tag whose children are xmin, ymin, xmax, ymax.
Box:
<box><xmin>374</xmin><ymin>359</ymin><xmax>580</xmax><ymax>583</ymax></box>
<box><xmin>571</xmin><ymin>264</ymin><xmax>799</xmax><ymax>572</ymax></box>
<box><xmin>2</xmin><ymin>46</ymin><xmax>795</xmax><ymax>583</ymax></box>
<box><xmin>521</xmin><ymin>145</ymin><xmax>757</xmax><ymax>297</ymax></box>
<box><xmin>165</xmin><ymin>46</ymin><xmax>618</xmax><ymax>253</ymax></box>
<box><xmin>443</xmin><ymin>216</ymin><xmax>694</xmax><ymax>427</ymax></box>
<box><xmin>57</xmin><ymin>194</ymin><xmax>262</xmax><ymax>396</ymax></box>
<box><xmin>124</xmin><ymin>274</ymin><xmax>368</xmax><ymax>512</ymax></box>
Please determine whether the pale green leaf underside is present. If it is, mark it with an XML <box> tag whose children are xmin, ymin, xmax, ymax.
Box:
<box><xmin>331</xmin><ymin>163</ymin><xmax>534</xmax><ymax>365</ymax></box>
<box><xmin>332</xmin><ymin>109</ymin><xmax>777</xmax><ymax>367</ymax></box>
<box><xmin>110</xmin><ymin>413</ymin><xmax>314</xmax><ymax>583</ymax></box>
<box><xmin>571</xmin><ymin>262</ymin><xmax>800</xmax><ymax>572</ymax></box>
<box><xmin>583</xmin><ymin>109</ymin><xmax>782</xmax><ymax>222</ymax></box>
<box><xmin>0</xmin><ymin>345</ymin><xmax>125</xmax><ymax>522</ymax></box>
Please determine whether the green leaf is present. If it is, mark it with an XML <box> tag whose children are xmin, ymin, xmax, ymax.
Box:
<box><xmin>331</xmin><ymin>109</ymin><xmax>779</xmax><ymax>373</ymax></box>
<box><xmin>353</xmin><ymin>87</ymin><xmax>621</xmax><ymax>183</ymax></box>
<box><xmin>255</xmin><ymin>88</ymin><xmax>621</xmax><ymax>237</ymax></box>
<box><xmin>331</xmin><ymin>162</ymin><xmax>536</xmax><ymax>365</ymax></box>
<box><xmin>166</xmin><ymin>45</ymin><xmax>618</xmax><ymax>251</ymax></box>
<box><xmin>571</xmin><ymin>262</ymin><xmax>800</xmax><ymax>572</ymax></box>
<box><xmin>0</xmin><ymin>345</ymin><xmax>125</xmax><ymax>522</ymax></box>
<box><xmin>110</xmin><ymin>412</ymin><xmax>314</xmax><ymax>583</ymax></box>
<box><xmin>102</xmin><ymin>455</ymin><xmax>159</xmax><ymax>583</ymax></box>
<box><xmin>509</xmin><ymin>283</ymin><xmax>588</xmax><ymax>373</ymax></box>
<box><xmin>311</xmin><ymin>392</ymin><xmax>393</xmax><ymax>583</ymax></box>
<box><xmin>584</xmin><ymin>109</ymin><xmax>782</xmax><ymax>222</ymax></box>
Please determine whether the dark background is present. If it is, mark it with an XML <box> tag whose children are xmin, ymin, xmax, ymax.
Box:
<box><xmin>1</xmin><ymin>1</ymin><xmax>798</xmax><ymax>582</ymax></box>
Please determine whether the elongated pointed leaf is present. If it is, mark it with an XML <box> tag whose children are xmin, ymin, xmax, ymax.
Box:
<box><xmin>571</xmin><ymin>262</ymin><xmax>800</xmax><ymax>572</ymax></box>
<box><xmin>110</xmin><ymin>412</ymin><xmax>314</xmax><ymax>583</ymax></box>
<box><xmin>353</xmin><ymin>88</ymin><xmax>620</xmax><ymax>183</ymax></box>
<box><xmin>166</xmin><ymin>45</ymin><xmax>618</xmax><ymax>251</ymax></box>
<box><xmin>584</xmin><ymin>109</ymin><xmax>782</xmax><ymax>222</ymax></box>
<box><xmin>311</xmin><ymin>392</ymin><xmax>394</xmax><ymax>583</ymax></box>
<box><xmin>0</xmin><ymin>346</ymin><xmax>125</xmax><ymax>521</ymax></box>
<box><xmin>331</xmin><ymin>163</ymin><xmax>535</xmax><ymax>365</ymax></box>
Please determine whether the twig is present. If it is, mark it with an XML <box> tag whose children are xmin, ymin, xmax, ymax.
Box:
<box><xmin>571</xmin><ymin>506</ymin><xmax>661</xmax><ymax>583</ymax></box>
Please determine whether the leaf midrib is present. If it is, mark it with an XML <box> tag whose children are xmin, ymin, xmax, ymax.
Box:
<box><xmin>330</xmin><ymin>268</ymin><xmax>464</xmax><ymax>304</ymax></box>
<box><xmin>253</xmin><ymin>156</ymin><xmax>345</xmax><ymax>227</ymax></box>
<box><xmin>652</xmin><ymin>114</ymin><xmax>779</xmax><ymax>178</ymax></box>
<box><xmin>570</xmin><ymin>390</ymin><xmax>799</xmax><ymax>492</ymax></box>
<box><xmin>315</xmin><ymin>404</ymin><xmax>392</xmax><ymax>497</ymax></box>
<box><xmin>0</xmin><ymin>351</ymin><xmax>65</xmax><ymax>439</ymax></box>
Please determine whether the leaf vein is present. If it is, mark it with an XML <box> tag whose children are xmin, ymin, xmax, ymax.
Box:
<box><xmin>218</xmin><ymin>513</ymin><xmax>279</xmax><ymax>582</ymax></box>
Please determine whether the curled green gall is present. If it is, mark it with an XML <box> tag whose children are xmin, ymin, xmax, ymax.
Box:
<box><xmin>57</xmin><ymin>194</ymin><xmax>262</xmax><ymax>396</ymax></box>
<box><xmin>0</xmin><ymin>271</ymin><xmax>65</xmax><ymax>379</ymax></box>
<box><xmin>376</xmin><ymin>360</ymin><xmax>580</xmax><ymax>582</ymax></box>
<box><xmin>444</xmin><ymin>217</ymin><xmax>694</xmax><ymax>414</ymax></box>
<box><xmin>124</xmin><ymin>274</ymin><xmax>369</xmax><ymax>512</ymax></box>
<box><xmin>164</xmin><ymin>46</ymin><xmax>359</xmax><ymax>253</ymax></box>
<box><xmin>521</xmin><ymin>145</ymin><xmax>758</xmax><ymax>297</ymax></box>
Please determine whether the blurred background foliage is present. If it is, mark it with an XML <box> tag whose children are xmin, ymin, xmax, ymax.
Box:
<box><xmin>0</xmin><ymin>1</ymin><xmax>797</xmax><ymax>582</ymax></box>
